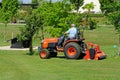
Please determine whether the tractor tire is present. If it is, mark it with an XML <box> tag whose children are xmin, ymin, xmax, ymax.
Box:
<box><xmin>64</xmin><ymin>42</ymin><xmax>81</xmax><ymax>59</ymax></box>
<box><xmin>39</xmin><ymin>49</ymin><xmax>50</xmax><ymax>59</ymax></box>
<box><xmin>50</xmin><ymin>52</ymin><xmax>57</xmax><ymax>57</ymax></box>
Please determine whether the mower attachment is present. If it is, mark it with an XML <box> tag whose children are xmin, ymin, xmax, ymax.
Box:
<box><xmin>84</xmin><ymin>42</ymin><xmax>107</xmax><ymax>60</ymax></box>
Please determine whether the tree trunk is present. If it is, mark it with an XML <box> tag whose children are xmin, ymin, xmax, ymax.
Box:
<box><xmin>41</xmin><ymin>26</ymin><xmax>44</xmax><ymax>39</ymax></box>
<box><xmin>49</xmin><ymin>0</ymin><xmax>52</xmax><ymax>4</ymax></box>
<box><xmin>118</xmin><ymin>34</ymin><xmax>120</xmax><ymax>56</ymax></box>
<box><xmin>4</xmin><ymin>23</ymin><xmax>7</xmax><ymax>42</ymax></box>
<box><xmin>29</xmin><ymin>37</ymin><xmax>33</xmax><ymax>55</ymax></box>
<box><xmin>86</xmin><ymin>14</ymin><xmax>89</xmax><ymax>29</ymax></box>
<box><xmin>77</xmin><ymin>0</ymin><xmax>80</xmax><ymax>12</ymax></box>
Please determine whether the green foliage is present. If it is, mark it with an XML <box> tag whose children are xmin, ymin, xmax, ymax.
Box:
<box><xmin>89</xmin><ymin>18</ymin><xmax>97</xmax><ymax>30</ymax></box>
<box><xmin>1</xmin><ymin>0</ymin><xmax>19</xmax><ymax>41</ymax></box>
<box><xmin>0</xmin><ymin>9</ymin><xmax>2</xmax><ymax>22</ymax></box>
<box><xmin>107</xmin><ymin>11</ymin><xmax>120</xmax><ymax>32</ymax></box>
<box><xmin>32</xmin><ymin>0</ymin><xmax>38</xmax><ymax>4</ymax></box>
<box><xmin>99</xmin><ymin>0</ymin><xmax>115</xmax><ymax>13</ymax></box>
<box><xmin>18</xmin><ymin>13</ymin><xmax>42</xmax><ymax>40</ymax></box>
<box><xmin>35</xmin><ymin>1</ymin><xmax>83</xmax><ymax>37</ymax></box>
<box><xmin>18</xmin><ymin>13</ymin><xmax>43</xmax><ymax>54</ymax></box>
<box><xmin>17</xmin><ymin>5</ymin><xmax>33</xmax><ymax>22</ymax></box>
<box><xmin>35</xmin><ymin>1</ymin><xmax>70</xmax><ymax>27</ymax></box>
<box><xmin>1</xmin><ymin>0</ymin><xmax>19</xmax><ymax>23</ymax></box>
<box><xmin>37</xmin><ymin>0</ymin><xmax>46</xmax><ymax>5</ymax></box>
<box><xmin>82</xmin><ymin>2</ymin><xmax>95</xmax><ymax>29</ymax></box>
<box><xmin>82</xmin><ymin>2</ymin><xmax>95</xmax><ymax>14</ymax></box>
<box><xmin>17</xmin><ymin>10</ymin><xmax>28</xmax><ymax>20</ymax></box>
<box><xmin>46</xmin><ymin>27</ymin><xmax>62</xmax><ymax>37</ymax></box>
<box><xmin>66</xmin><ymin>13</ymin><xmax>83</xmax><ymax>27</ymax></box>
<box><xmin>70</xmin><ymin>0</ymin><xmax>83</xmax><ymax>11</ymax></box>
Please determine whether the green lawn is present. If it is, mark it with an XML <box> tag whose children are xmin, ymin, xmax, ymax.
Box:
<box><xmin>84</xmin><ymin>25</ymin><xmax>118</xmax><ymax>46</ymax></box>
<box><xmin>0</xmin><ymin>23</ymin><xmax>120</xmax><ymax>80</ymax></box>
<box><xmin>0</xmin><ymin>50</ymin><xmax>120</xmax><ymax>80</ymax></box>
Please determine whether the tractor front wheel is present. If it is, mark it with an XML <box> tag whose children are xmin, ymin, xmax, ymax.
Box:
<box><xmin>39</xmin><ymin>49</ymin><xmax>50</xmax><ymax>59</ymax></box>
<box><xmin>64</xmin><ymin>42</ymin><xmax>81</xmax><ymax>59</ymax></box>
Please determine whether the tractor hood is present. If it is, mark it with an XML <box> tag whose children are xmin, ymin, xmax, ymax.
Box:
<box><xmin>42</xmin><ymin>38</ymin><xmax>58</xmax><ymax>48</ymax></box>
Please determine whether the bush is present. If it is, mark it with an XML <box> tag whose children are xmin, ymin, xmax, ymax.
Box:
<box><xmin>17</xmin><ymin>10</ymin><xmax>28</xmax><ymax>20</ymax></box>
<box><xmin>89</xmin><ymin>19</ymin><xmax>97</xmax><ymax>30</ymax></box>
<box><xmin>80</xmin><ymin>13</ymin><xmax>104</xmax><ymax>17</ymax></box>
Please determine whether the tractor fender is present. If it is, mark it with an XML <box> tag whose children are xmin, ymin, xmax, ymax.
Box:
<box><xmin>63</xmin><ymin>39</ymin><xmax>80</xmax><ymax>47</ymax></box>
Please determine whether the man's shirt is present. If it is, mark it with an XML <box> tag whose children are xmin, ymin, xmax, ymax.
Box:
<box><xmin>66</xmin><ymin>27</ymin><xmax>77</xmax><ymax>38</ymax></box>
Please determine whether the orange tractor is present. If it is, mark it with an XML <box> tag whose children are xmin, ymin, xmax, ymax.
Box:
<box><xmin>38</xmin><ymin>29</ymin><xmax>106</xmax><ymax>60</ymax></box>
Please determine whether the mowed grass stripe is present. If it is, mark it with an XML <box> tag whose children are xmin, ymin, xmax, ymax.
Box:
<box><xmin>0</xmin><ymin>50</ymin><xmax>120</xmax><ymax>80</ymax></box>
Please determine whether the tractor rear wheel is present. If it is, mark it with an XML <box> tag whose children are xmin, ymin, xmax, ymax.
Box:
<box><xmin>64</xmin><ymin>42</ymin><xmax>81</xmax><ymax>59</ymax></box>
<box><xmin>39</xmin><ymin>49</ymin><xmax>50</xmax><ymax>59</ymax></box>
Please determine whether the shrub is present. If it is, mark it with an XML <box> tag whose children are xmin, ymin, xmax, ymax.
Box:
<box><xmin>89</xmin><ymin>19</ymin><xmax>97</xmax><ymax>30</ymax></box>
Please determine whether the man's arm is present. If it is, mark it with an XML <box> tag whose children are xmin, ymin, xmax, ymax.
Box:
<box><xmin>64</xmin><ymin>29</ymin><xmax>70</xmax><ymax>34</ymax></box>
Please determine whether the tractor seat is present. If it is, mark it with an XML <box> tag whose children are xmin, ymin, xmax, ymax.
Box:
<box><xmin>75</xmin><ymin>28</ymin><xmax>80</xmax><ymax>40</ymax></box>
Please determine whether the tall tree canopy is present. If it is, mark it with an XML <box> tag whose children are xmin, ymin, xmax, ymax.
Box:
<box><xmin>99</xmin><ymin>0</ymin><xmax>115</xmax><ymax>12</ymax></box>
<box><xmin>35</xmin><ymin>0</ymin><xmax>83</xmax><ymax>37</ymax></box>
<box><xmin>82</xmin><ymin>2</ymin><xmax>95</xmax><ymax>14</ymax></box>
<box><xmin>32</xmin><ymin>0</ymin><xmax>38</xmax><ymax>3</ymax></box>
<box><xmin>99</xmin><ymin>0</ymin><xmax>120</xmax><ymax>14</ymax></box>
<box><xmin>70</xmin><ymin>0</ymin><xmax>83</xmax><ymax>11</ymax></box>
<box><xmin>82</xmin><ymin>2</ymin><xmax>95</xmax><ymax>29</ymax></box>
<box><xmin>1</xmin><ymin>0</ymin><xmax>19</xmax><ymax>23</ymax></box>
<box><xmin>36</xmin><ymin>1</ymin><xmax>67</xmax><ymax>37</ymax></box>
<box><xmin>1</xmin><ymin>0</ymin><xmax>19</xmax><ymax>41</ymax></box>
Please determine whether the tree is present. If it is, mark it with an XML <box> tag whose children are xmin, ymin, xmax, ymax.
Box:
<box><xmin>1</xmin><ymin>0</ymin><xmax>19</xmax><ymax>41</ymax></box>
<box><xmin>37</xmin><ymin>0</ymin><xmax>46</xmax><ymax>5</ymax></box>
<box><xmin>1</xmin><ymin>0</ymin><xmax>19</xmax><ymax>22</ymax></box>
<box><xmin>35</xmin><ymin>0</ymin><xmax>83</xmax><ymax>37</ymax></box>
<box><xmin>99</xmin><ymin>0</ymin><xmax>115</xmax><ymax>14</ymax></box>
<box><xmin>82</xmin><ymin>2</ymin><xmax>95</xmax><ymax>14</ymax></box>
<box><xmin>99</xmin><ymin>0</ymin><xmax>120</xmax><ymax>56</ymax></box>
<box><xmin>70</xmin><ymin>0</ymin><xmax>83</xmax><ymax>11</ymax></box>
<box><xmin>32</xmin><ymin>0</ymin><xmax>38</xmax><ymax>4</ymax></box>
<box><xmin>18</xmin><ymin>13</ymin><xmax>43</xmax><ymax>54</ymax></box>
<box><xmin>82</xmin><ymin>2</ymin><xmax>95</xmax><ymax>29</ymax></box>
<box><xmin>35</xmin><ymin>1</ymin><xmax>70</xmax><ymax>37</ymax></box>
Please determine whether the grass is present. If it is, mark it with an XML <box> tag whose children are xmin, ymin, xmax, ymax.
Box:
<box><xmin>0</xmin><ymin>50</ymin><xmax>120</xmax><ymax>80</ymax></box>
<box><xmin>84</xmin><ymin>25</ymin><xmax>118</xmax><ymax>46</ymax></box>
<box><xmin>0</xmin><ymin>23</ymin><xmax>25</xmax><ymax>46</ymax></box>
<box><xmin>0</xmin><ymin>23</ymin><xmax>120</xmax><ymax>80</ymax></box>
